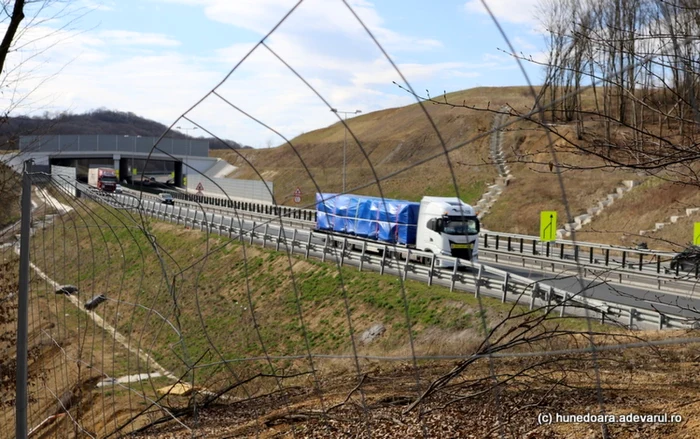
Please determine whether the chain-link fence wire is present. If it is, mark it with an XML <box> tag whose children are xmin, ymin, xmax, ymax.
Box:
<box><xmin>3</xmin><ymin>0</ymin><xmax>700</xmax><ymax>437</ymax></box>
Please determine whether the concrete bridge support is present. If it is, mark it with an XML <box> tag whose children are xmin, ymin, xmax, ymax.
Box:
<box><xmin>174</xmin><ymin>161</ymin><xmax>184</xmax><ymax>188</ymax></box>
<box><xmin>117</xmin><ymin>156</ymin><xmax>129</xmax><ymax>183</ymax></box>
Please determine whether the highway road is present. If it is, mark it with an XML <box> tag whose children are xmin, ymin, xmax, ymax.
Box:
<box><xmin>178</xmin><ymin>207</ymin><xmax>700</xmax><ymax>323</ymax></box>
<box><xmin>72</xmin><ymin>186</ymin><xmax>700</xmax><ymax>327</ymax></box>
<box><xmin>484</xmin><ymin>261</ymin><xmax>700</xmax><ymax>320</ymax></box>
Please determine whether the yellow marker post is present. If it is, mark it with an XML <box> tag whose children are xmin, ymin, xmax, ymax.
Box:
<box><xmin>540</xmin><ymin>211</ymin><xmax>557</xmax><ymax>242</ymax></box>
<box><xmin>694</xmin><ymin>223</ymin><xmax>700</xmax><ymax>245</ymax></box>
<box><xmin>132</xmin><ymin>168</ymin><xmax>138</xmax><ymax>176</ymax></box>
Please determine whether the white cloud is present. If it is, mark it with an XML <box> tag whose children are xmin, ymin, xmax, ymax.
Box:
<box><xmin>464</xmin><ymin>0</ymin><xmax>541</xmax><ymax>26</ymax></box>
<box><xmin>0</xmin><ymin>24</ymin><xmax>215</xmax><ymax>123</ymax></box>
<box><xmin>98</xmin><ymin>30</ymin><xmax>181</xmax><ymax>47</ymax></box>
<box><xmin>513</xmin><ymin>36</ymin><xmax>536</xmax><ymax>52</ymax></box>
<box><xmin>157</xmin><ymin>0</ymin><xmax>442</xmax><ymax>53</ymax></box>
<box><xmin>78</xmin><ymin>0</ymin><xmax>116</xmax><ymax>12</ymax></box>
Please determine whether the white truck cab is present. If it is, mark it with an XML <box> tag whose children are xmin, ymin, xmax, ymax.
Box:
<box><xmin>416</xmin><ymin>197</ymin><xmax>480</xmax><ymax>267</ymax></box>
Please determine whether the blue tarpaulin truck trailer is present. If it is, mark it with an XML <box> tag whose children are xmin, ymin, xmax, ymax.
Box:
<box><xmin>315</xmin><ymin>193</ymin><xmax>480</xmax><ymax>267</ymax></box>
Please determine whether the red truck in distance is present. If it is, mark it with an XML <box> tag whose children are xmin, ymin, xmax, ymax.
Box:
<box><xmin>88</xmin><ymin>168</ymin><xmax>118</xmax><ymax>192</ymax></box>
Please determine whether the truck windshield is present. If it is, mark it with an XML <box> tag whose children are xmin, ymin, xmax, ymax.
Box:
<box><xmin>443</xmin><ymin>216</ymin><xmax>479</xmax><ymax>235</ymax></box>
<box><xmin>102</xmin><ymin>177</ymin><xmax>118</xmax><ymax>183</ymax></box>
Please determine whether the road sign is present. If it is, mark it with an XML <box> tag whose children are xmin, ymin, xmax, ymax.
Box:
<box><xmin>694</xmin><ymin>223</ymin><xmax>700</xmax><ymax>245</ymax></box>
<box><xmin>196</xmin><ymin>182</ymin><xmax>204</xmax><ymax>195</ymax></box>
<box><xmin>294</xmin><ymin>187</ymin><xmax>302</xmax><ymax>204</ymax></box>
<box><xmin>132</xmin><ymin>168</ymin><xmax>138</xmax><ymax>176</ymax></box>
<box><xmin>540</xmin><ymin>211</ymin><xmax>557</xmax><ymax>242</ymax></box>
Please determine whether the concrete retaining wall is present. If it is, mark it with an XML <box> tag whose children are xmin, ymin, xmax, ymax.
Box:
<box><xmin>186</xmin><ymin>176</ymin><xmax>273</xmax><ymax>203</ymax></box>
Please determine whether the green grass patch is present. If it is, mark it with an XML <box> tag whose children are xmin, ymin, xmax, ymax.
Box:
<box><xmin>29</xmin><ymin>198</ymin><xmax>614</xmax><ymax>389</ymax></box>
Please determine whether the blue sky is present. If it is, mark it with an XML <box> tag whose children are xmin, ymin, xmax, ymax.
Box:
<box><xmin>4</xmin><ymin>0</ymin><xmax>545</xmax><ymax>147</ymax></box>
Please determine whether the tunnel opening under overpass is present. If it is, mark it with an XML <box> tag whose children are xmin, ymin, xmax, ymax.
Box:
<box><xmin>51</xmin><ymin>157</ymin><xmax>184</xmax><ymax>186</ymax></box>
<box><xmin>21</xmin><ymin>134</ymin><xmax>208</xmax><ymax>188</ymax></box>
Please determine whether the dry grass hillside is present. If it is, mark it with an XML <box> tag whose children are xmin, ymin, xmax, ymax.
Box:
<box><xmin>213</xmin><ymin>87</ymin><xmax>537</xmax><ymax>206</ymax></box>
<box><xmin>212</xmin><ymin>85</ymin><xmax>700</xmax><ymax>251</ymax></box>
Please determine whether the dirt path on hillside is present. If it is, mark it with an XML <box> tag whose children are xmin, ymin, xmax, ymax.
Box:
<box><xmin>22</xmin><ymin>251</ymin><xmax>178</xmax><ymax>382</ymax></box>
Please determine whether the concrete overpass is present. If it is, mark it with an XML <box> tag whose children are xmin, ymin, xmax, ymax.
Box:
<box><xmin>6</xmin><ymin>134</ymin><xmax>225</xmax><ymax>187</ymax></box>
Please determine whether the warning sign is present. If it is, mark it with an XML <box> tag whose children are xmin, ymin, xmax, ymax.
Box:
<box><xmin>196</xmin><ymin>182</ymin><xmax>204</xmax><ymax>195</ymax></box>
<box><xmin>293</xmin><ymin>187</ymin><xmax>302</xmax><ymax>204</ymax></box>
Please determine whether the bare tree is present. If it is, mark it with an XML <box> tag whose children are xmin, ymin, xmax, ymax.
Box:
<box><xmin>0</xmin><ymin>1</ymin><xmax>85</xmax><ymax>229</ymax></box>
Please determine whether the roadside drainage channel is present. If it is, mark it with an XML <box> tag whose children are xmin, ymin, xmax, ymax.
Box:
<box><xmin>557</xmin><ymin>180</ymin><xmax>641</xmax><ymax>239</ymax></box>
<box><xmin>639</xmin><ymin>207</ymin><xmax>700</xmax><ymax>236</ymax></box>
<box><xmin>476</xmin><ymin>106</ymin><xmax>513</xmax><ymax>220</ymax></box>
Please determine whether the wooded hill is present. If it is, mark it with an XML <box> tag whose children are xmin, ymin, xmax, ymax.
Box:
<box><xmin>0</xmin><ymin>109</ymin><xmax>250</xmax><ymax>150</ymax></box>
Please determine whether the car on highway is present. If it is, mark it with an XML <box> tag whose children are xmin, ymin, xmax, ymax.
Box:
<box><xmin>670</xmin><ymin>245</ymin><xmax>700</xmax><ymax>272</ymax></box>
<box><xmin>159</xmin><ymin>193</ymin><xmax>175</xmax><ymax>205</ymax></box>
<box><xmin>115</xmin><ymin>184</ymin><xmax>123</xmax><ymax>194</ymax></box>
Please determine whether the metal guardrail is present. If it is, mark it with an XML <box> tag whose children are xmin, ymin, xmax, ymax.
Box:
<box><xmin>68</xmin><ymin>180</ymin><xmax>698</xmax><ymax>292</ymax></box>
<box><xmin>479</xmin><ymin>231</ymin><xmax>689</xmax><ymax>277</ymax></box>
<box><xmin>141</xmin><ymin>192</ymin><xmax>698</xmax><ymax>283</ymax></box>
<box><xmin>112</xmin><ymin>188</ymin><xmax>690</xmax><ymax>276</ymax></box>
<box><xmin>162</xmin><ymin>189</ymin><xmax>318</xmax><ymax>222</ymax></box>
<box><xmin>124</xmin><ymin>190</ymin><xmax>692</xmax><ymax>277</ymax></box>
<box><xmin>480</xmin><ymin>246</ymin><xmax>700</xmax><ymax>296</ymax></box>
<box><xmin>107</xmin><ymin>194</ymin><xmax>693</xmax><ymax>331</ymax></box>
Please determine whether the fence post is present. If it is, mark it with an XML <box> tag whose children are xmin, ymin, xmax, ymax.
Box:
<box><xmin>560</xmin><ymin>291</ymin><xmax>567</xmax><ymax>317</ymax></box>
<box><xmin>501</xmin><ymin>272</ymin><xmax>509</xmax><ymax>302</ymax></box>
<box><xmin>475</xmin><ymin>264</ymin><xmax>483</xmax><ymax>297</ymax></box>
<box><xmin>340</xmin><ymin>238</ymin><xmax>347</xmax><ymax>266</ymax></box>
<box><xmin>628</xmin><ymin>308</ymin><xmax>636</xmax><ymax>328</ymax></box>
<box><xmin>16</xmin><ymin>160</ymin><xmax>32</xmax><ymax>439</ymax></box>
<box><xmin>380</xmin><ymin>246</ymin><xmax>387</xmax><ymax>275</ymax></box>
<box><xmin>276</xmin><ymin>227</ymin><xmax>283</xmax><ymax>251</ymax></box>
<box><xmin>530</xmin><ymin>283</ymin><xmax>538</xmax><ymax>310</ymax></box>
<box><xmin>428</xmin><ymin>254</ymin><xmax>436</xmax><ymax>286</ymax></box>
<box><xmin>359</xmin><ymin>241</ymin><xmax>367</xmax><ymax>272</ymax></box>
<box><xmin>305</xmin><ymin>232</ymin><xmax>312</xmax><ymax>259</ymax></box>
<box><xmin>250</xmin><ymin>221</ymin><xmax>256</xmax><ymax>244</ymax></box>
<box><xmin>450</xmin><ymin>260</ymin><xmax>458</xmax><ymax>292</ymax></box>
<box><xmin>402</xmin><ymin>250</ymin><xmax>411</xmax><ymax>280</ymax></box>
<box><xmin>263</xmin><ymin>224</ymin><xmax>269</xmax><ymax>248</ymax></box>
